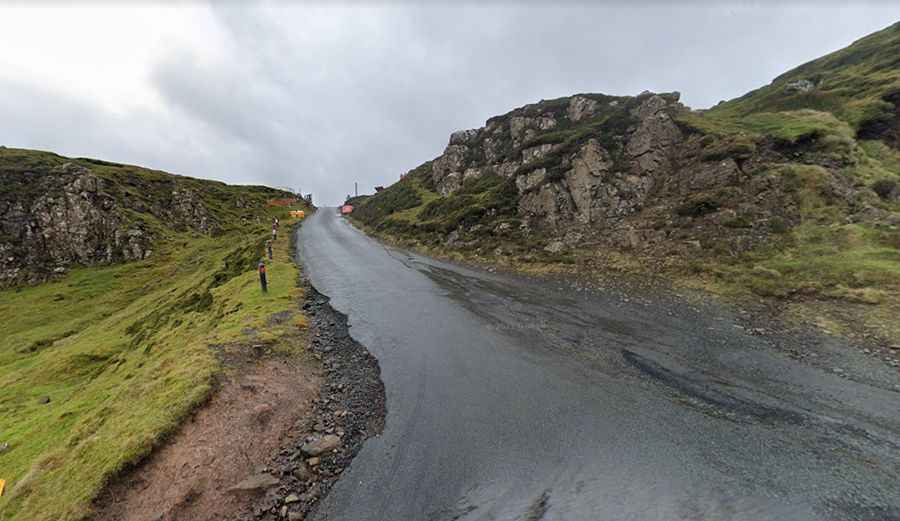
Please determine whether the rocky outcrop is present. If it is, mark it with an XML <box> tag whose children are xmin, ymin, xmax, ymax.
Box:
<box><xmin>625</xmin><ymin>92</ymin><xmax>683</xmax><ymax>177</ymax></box>
<box><xmin>432</xmin><ymin>145</ymin><xmax>468</xmax><ymax>196</ymax></box>
<box><xmin>784</xmin><ymin>79</ymin><xmax>816</xmax><ymax>94</ymax></box>
<box><xmin>169</xmin><ymin>188</ymin><xmax>216</xmax><ymax>233</ymax></box>
<box><xmin>360</xmin><ymin>22</ymin><xmax>900</xmax><ymax>270</ymax></box>
<box><xmin>429</xmin><ymin>91</ymin><xmax>687</xmax><ymax>231</ymax></box>
<box><xmin>0</xmin><ymin>149</ymin><xmax>270</xmax><ymax>287</ymax></box>
<box><xmin>397</xmin><ymin>89</ymin><xmax>886</xmax><ymax>259</ymax></box>
<box><xmin>567</xmin><ymin>95</ymin><xmax>600</xmax><ymax>122</ymax></box>
<box><xmin>1</xmin><ymin>165</ymin><xmax>152</xmax><ymax>286</ymax></box>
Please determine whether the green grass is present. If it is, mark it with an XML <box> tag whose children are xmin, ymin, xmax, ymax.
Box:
<box><xmin>390</xmin><ymin>178</ymin><xmax>441</xmax><ymax>223</ymax></box>
<box><xmin>351</xmin><ymin>178</ymin><xmax>422</xmax><ymax>224</ymax></box>
<box><xmin>743</xmin><ymin>110</ymin><xmax>854</xmax><ymax>142</ymax></box>
<box><xmin>0</xmin><ymin>199</ymin><xmax>309</xmax><ymax>519</ymax></box>
<box><xmin>714</xmin><ymin>162</ymin><xmax>899</xmax><ymax>298</ymax></box>
<box><xmin>717</xmin><ymin>223</ymin><xmax>900</xmax><ymax>299</ymax></box>
<box><xmin>690</xmin><ymin>158</ymin><xmax>900</xmax><ymax>339</ymax></box>
<box><xmin>854</xmin><ymin>140</ymin><xmax>900</xmax><ymax>192</ymax></box>
<box><xmin>691</xmin><ymin>22</ymin><xmax>900</xmax><ymax>132</ymax></box>
<box><xmin>370</xmin><ymin>172</ymin><xmax>518</xmax><ymax>238</ymax></box>
<box><xmin>676</xmin><ymin>22</ymin><xmax>900</xmax><ymax>165</ymax></box>
<box><xmin>678</xmin><ymin>108</ymin><xmax>854</xmax><ymax>144</ymax></box>
<box><xmin>353</xmin><ymin>162</ymin><xmax>440</xmax><ymax>226</ymax></box>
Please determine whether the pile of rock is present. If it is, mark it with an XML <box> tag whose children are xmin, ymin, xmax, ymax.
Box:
<box><xmin>233</xmin><ymin>287</ymin><xmax>385</xmax><ymax>521</ymax></box>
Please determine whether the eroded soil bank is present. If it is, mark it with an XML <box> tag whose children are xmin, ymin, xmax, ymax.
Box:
<box><xmin>91</xmin><ymin>284</ymin><xmax>385</xmax><ymax>521</ymax></box>
<box><xmin>236</xmin><ymin>286</ymin><xmax>386</xmax><ymax>521</ymax></box>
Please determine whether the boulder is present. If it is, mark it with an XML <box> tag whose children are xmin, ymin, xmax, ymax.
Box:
<box><xmin>509</xmin><ymin>116</ymin><xmax>530</xmax><ymax>140</ymax></box>
<box><xmin>228</xmin><ymin>473</ymin><xmax>280</xmax><ymax>493</ymax></box>
<box><xmin>449</xmin><ymin>128</ymin><xmax>479</xmax><ymax>145</ymax></box>
<box><xmin>292</xmin><ymin>463</ymin><xmax>314</xmax><ymax>481</ymax></box>
<box><xmin>432</xmin><ymin>144</ymin><xmax>468</xmax><ymax>195</ymax></box>
<box><xmin>494</xmin><ymin>222</ymin><xmax>513</xmax><ymax>235</ymax></box>
<box><xmin>519</xmin><ymin>181</ymin><xmax>574</xmax><ymax>229</ymax></box>
<box><xmin>564</xmin><ymin>140</ymin><xmax>612</xmax><ymax>224</ymax></box>
<box><xmin>785</xmin><ymin>79</ymin><xmax>815</xmax><ymax>93</ymax></box>
<box><xmin>544</xmin><ymin>240</ymin><xmax>565</xmax><ymax>253</ymax></box>
<box><xmin>300</xmin><ymin>434</ymin><xmax>341</xmax><ymax>457</ymax></box>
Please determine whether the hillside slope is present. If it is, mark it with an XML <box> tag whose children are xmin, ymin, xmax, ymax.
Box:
<box><xmin>0</xmin><ymin>148</ymin><xmax>312</xmax><ymax>521</ymax></box>
<box><xmin>351</xmin><ymin>22</ymin><xmax>900</xmax><ymax>344</ymax></box>
<box><xmin>0</xmin><ymin>147</ymin><xmax>295</xmax><ymax>287</ymax></box>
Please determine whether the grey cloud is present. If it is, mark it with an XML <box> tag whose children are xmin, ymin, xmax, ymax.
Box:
<box><xmin>2</xmin><ymin>4</ymin><xmax>898</xmax><ymax>204</ymax></box>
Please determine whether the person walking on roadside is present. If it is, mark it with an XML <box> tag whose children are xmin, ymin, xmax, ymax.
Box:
<box><xmin>258</xmin><ymin>261</ymin><xmax>268</xmax><ymax>293</ymax></box>
<box><xmin>266</xmin><ymin>240</ymin><xmax>273</xmax><ymax>260</ymax></box>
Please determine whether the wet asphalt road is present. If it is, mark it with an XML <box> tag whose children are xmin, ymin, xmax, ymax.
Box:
<box><xmin>297</xmin><ymin>209</ymin><xmax>900</xmax><ymax>521</ymax></box>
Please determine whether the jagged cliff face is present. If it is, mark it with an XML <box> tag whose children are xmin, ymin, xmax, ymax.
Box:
<box><xmin>355</xmin><ymin>86</ymin><xmax>897</xmax><ymax>261</ymax></box>
<box><xmin>431</xmin><ymin>92</ymin><xmax>684</xmax><ymax>220</ymax></box>
<box><xmin>1</xmin><ymin>164</ymin><xmax>150</xmax><ymax>279</ymax></box>
<box><xmin>364</xmin><ymin>23</ymin><xmax>900</xmax><ymax>260</ymax></box>
<box><xmin>0</xmin><ymin>148</ymin><xmax>288</xmax><ymax>287</ymax></box>
<box><xmin>350</xmin><ymin>22</ymin><xmax>900</xmax><ymax>325</ymax></box>
<box><xmin>417</xmin><ymin>91</ymin><xmax>814</xmax><ymax>254</ymax></box>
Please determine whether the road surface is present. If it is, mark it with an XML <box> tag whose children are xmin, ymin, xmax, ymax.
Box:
<box><xmin>296</xmin><ymin>209</ymin><xmax>900</xmax><ymax>521</ymax></box>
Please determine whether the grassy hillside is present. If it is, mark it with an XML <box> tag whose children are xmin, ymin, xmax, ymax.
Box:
<box><xmin>675</xmin><ymin>22</ymin><xmax>900</xmax><ymax>340</ymax></box>
<box><xmin>700</xmin><ymin>21</ymin><xmax>900</xmax><ymax>132</ymax></box>
<box><xmin>351</xmin><ymin>22</ymin><xmax>900</xmax><ymax>345</ymax></box>
<box><xmin>0</xmin><ymin>150</ymin><xmax>312</xmax><ymax>521</ymax></box>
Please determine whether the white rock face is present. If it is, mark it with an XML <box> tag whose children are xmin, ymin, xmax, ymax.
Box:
<box><xmin>437</xmin><ymin>172</ymin><xmax>463</xmax><ymax>196</ymax></box>
<box><xmin>522</xmin><ymin>144</ymin><xmax>555</xmax><ymax>163</ymax></box>
<box><xmin>626</xmin><ymin>95</ymin><xmax>683</xmax><ymax>176</ymax></box>
<box><xmin>564</xmin><ymin>140</ymin><xmax>612</xmax><ymax>224</ymax></box>
<box><xmin>785</xmin><ymin>79</ymin><xmax>815</xmax><ymax>93</ymax></box>
<box><xmin>427</xmin><ymin>91</ymin><xmax>689</xmax><ymax>231</ymax></box>
<box><xmin>567</xmin><ymin>96</ymin><xmax>599</xmax><ymax>122</ymax></box>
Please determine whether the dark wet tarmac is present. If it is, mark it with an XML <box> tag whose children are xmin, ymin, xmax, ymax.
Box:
<box><xmin>297</xmin><ymin>208</ymin><xmax>900</xmax><ymax>521</ymax></box>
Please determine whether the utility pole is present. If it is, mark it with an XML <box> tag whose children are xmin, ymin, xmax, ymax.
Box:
<box><xmin>354</xmin><ymin>182</ymin><xmax>358</xmax><ymax>197</ymax></box>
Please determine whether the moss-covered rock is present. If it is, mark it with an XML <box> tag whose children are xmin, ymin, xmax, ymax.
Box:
<box><xmin>0</xmin><ymin>147</ymin><xmax>297</xmax><ymax>287</ymax></box>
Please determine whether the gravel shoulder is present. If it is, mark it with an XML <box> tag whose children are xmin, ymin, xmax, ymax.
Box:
<box><xmin>91</xmin><ymin>276</ymin><xmax>386</xmax><ymax>521</ymax></box>
<box><xmin>236</xmin><ymin>285</ymin><xmax>385</xmax><ymax>521</ymax></box>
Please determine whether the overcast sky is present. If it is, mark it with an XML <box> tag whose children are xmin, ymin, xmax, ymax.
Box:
<box><xmin>0</xmin><ymin>3</ymin><xmax>897</xmax><ymax>205</ymax></box>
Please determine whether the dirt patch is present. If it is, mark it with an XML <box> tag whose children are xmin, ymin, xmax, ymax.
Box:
<box><xmin>91</xmin><ymin>284</ymin><xmax>386</xmax><ymax>521</ymax></box>
<box><xmin>236</xmin><ymin>285</ymin><xmax>386</xmax><ymax>521</ymax></box>
<box><xmin>92</xmin><ymin>349</ymin><xmax>321</xmax><ymax>521</ymax></box>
